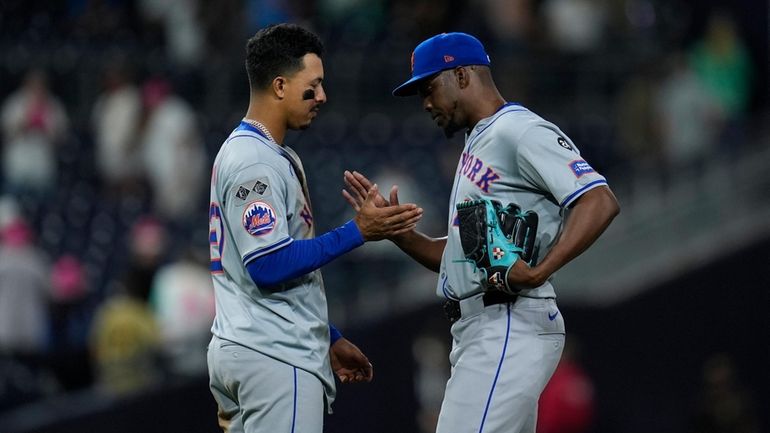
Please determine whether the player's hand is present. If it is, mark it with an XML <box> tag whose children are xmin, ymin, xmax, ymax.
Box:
<box><xmin>330</xmin><ymin>337</ymin><xmax>373</xmax><ymax>384</ymax></box>
<box><xmin>504</xmin><ymin>260</ymin><xmax>547</xmax><ymax>289</ymax></box>
<box><xmin>342</xmin><ymin>170</ymin><xmax>393</xmax><ymax>209</ymax></box>
<box><xmin>353</xmin><ymin>184</ymin><xmax>423</xmax><ymax>241</ymax></box>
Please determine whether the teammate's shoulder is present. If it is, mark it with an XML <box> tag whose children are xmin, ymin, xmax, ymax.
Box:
<box><xmin>213</xmin><ymin>130</ymin><xmax>284</xmax><ymax>177</ymax></box>
<box><xmin>495</xmin><ymin>104</ymin><xmax>544</xmax><ymax>123</ymax></box>
<box><xmin>484</xmin><ymin>104</ymin><xmax>545</xmax><ymax>136</ymax></box>
<box><xmin>219</xmin><ymin>130</ymin><xmax>282</xmax><ymax>161</ymax></box>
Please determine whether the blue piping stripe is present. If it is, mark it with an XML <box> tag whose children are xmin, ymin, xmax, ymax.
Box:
<box><xmin>478</xmin><ymin>303</ymin><xmax>512</xmax><ymax>433</ymax></box>
<box><xmin>467</xmin><ymin>106</ymin><xmax>526</xmax><ymax>153</ymax></box>
<box><xmin>210</xmin><ymin>260</ymin><xmax>223</xmax><ymax>272</ymax></box>
<box><xmin>242</xmin><ymin>237</ymin><xmax>293</xmax><ymax>265</ymax></box>
<box><xmin>560</xmin><ymin>179</ymin><xmax>607</xmax><ymax>208</ymax></box>
<box><xmin>291</xmin><ymin>367</ymin><xmax>297</xmax><ymax>433</ymax></box>
<box><xmin>440</xmin><ymin>276</ymin><xmax>457</xmax><ymax>300</ymax></box>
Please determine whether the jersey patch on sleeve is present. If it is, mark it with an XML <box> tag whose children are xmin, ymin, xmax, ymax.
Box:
<box><xmin>252</xmin><ymin>179</ymin><xmax>269</xmax><ymax>195</ymax></box>
<box><xmin>232</xmin><ymin>177</ymin><xmax>271</xmax><ymax>206</ymax></box>
<box><xmin>235</xmin><ymin>185</ymin><xmax>250</xmax><ymax>200</ymax></box>
<box><xmin>569</xmin><ymin>160</ymin><xmax>596</xmax><ymax>178</ymax></box>
<box><xmin>242</xmin><ymin>201</ymin><xmax>277</xmax><ymax>236</ymax></box>
<box><xmin>557</xmin><ymin>136</ymin><xmax>574</xmax><ymax>152</ymax></box>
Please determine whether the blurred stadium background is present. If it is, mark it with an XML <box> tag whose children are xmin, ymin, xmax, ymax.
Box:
<box><xmin>0</xmin><ymin>0</ymin><xmax>767</xmax><ymax>432</ymax></box>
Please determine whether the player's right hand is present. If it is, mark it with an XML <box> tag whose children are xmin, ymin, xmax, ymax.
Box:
<box><xmin>353</xmin><ymin>184</ymin><xmax>423</xmax><ymax>241</ymax></box>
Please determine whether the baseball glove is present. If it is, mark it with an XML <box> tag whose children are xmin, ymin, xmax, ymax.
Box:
<box><xmin>455</xmin><ymin>199</ymin><xmax>539</xmax><ymax>294</ymax></box>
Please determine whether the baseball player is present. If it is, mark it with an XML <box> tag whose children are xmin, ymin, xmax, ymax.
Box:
<box><xmin>207</xmin><ymin>24</ymin><xmax>423</xmax><ymax>433</ymax></box>
<box><xmin>343</xmin><ymin>32</ymin><xmax>619</xmax><ymax>433</ymax></box>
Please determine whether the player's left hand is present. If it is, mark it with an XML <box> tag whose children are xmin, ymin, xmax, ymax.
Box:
<box><xmin>342</xmin><ymin>170</ymin><xmax>394</xmax><ymax>209</ymax></box>
<box><xmin>504</xmin><ymin>259</ymin><xmax>546</xmax><ymax>290</ymax></box>
<box><xmin>330</xmin><ymin>337</ymin><xmax>373</xmax><ymax>384</ymax></box>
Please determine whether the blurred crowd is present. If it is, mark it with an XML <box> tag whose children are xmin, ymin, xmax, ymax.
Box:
<box><xmin>0</xmin><ymin>0</ymin><xmax>766</xmax><ymax>426</ymax></box>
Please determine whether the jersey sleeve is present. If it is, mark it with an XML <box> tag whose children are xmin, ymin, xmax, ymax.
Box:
<box><xmin>219</xmin><ymin>162</ymin><xmax>293</xmax><ymax>266</ymax></box>
<box><xmin>517</xmin><ymin>125</ymin><xmax>608</xmax><ymax>208</ymax></box>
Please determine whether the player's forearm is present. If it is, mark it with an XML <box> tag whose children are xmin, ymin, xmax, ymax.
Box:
<box><xmin>390</xmin><ymin>231</ymin><xmax>446</xmax><ymax>272</ymax></box>
<box><xmin>534</xmin><ymin>186</ymin><xmax>619</xmax><ymax>282</ymax></box>
<box><xmin>246</xmin><ymin>220</ymin><xmax>364</xmax><ymax>286</ymax></box>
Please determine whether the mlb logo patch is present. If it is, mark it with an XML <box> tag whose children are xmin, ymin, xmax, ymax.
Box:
<box><xmin>569</xmin><ymin>160</ymin><xmax>595</xmax><ymax>178</ymax></box>
<box><xmin>242</xmin><ymin>201</ymin><xmax>277</xmax><ymax>236</ymax></box>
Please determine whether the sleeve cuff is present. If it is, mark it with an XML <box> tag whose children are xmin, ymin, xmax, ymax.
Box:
<box><xmin>329</xmin><ymin>324</ymin><xmax>343</xmax><ymax>345</ymax></box>
<box><xmin>341</xmin><ymin>219</ymin><xmax>365</xmax><ymax>247</ymax></box>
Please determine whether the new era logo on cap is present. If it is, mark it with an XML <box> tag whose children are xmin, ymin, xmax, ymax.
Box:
<box><xmin>393</xmin><ymin>32</ymin><xmax>491</xmax><ymax>96</ymax></box>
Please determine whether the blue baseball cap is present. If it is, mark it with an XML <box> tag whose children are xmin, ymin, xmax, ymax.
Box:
<box><xmin>392</xmin><ymin>32</ymin><xmax>491</xmax><ymax>97</ymax></box>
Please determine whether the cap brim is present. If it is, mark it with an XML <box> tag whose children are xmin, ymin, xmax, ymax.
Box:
<box><xmin>392</xmin><ymin>70</ymin><xmax>440</xmax><ymax>97</ymax></box>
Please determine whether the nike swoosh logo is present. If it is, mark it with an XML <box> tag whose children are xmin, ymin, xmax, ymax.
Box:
<box><xmin>548</xmin><ymin>311</ymin><xmax>559</xmax><ymax>321</ymax></box>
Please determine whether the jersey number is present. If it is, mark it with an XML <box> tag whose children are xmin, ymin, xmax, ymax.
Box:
<box><xmin>209</xmin><ymin>202</ymin><xmax>225</xmax><ymax>274</ymax></box>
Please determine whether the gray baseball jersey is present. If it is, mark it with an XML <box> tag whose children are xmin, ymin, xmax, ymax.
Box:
<box><xmin>438</xmin><ymin>103</ymin><xmax>608</xmax><ymax>300</ymax></box>
<box><xmin>208</xmin><ymin>123</ymin><xmax>335</xmax><ymax>407</ymax></box>
<box><xmin>434</xmin><ymin>103</ymin><xmax>607</xmax><ymax>433</ymax></box>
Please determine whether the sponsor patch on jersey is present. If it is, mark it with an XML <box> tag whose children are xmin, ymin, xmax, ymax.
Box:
<box><xmin>569</xmin><ymin>160</ymin><xmax>595</xmax><ymax>178</ymax></box>
<box><xmin>242</xmin><ymin>201</ymin><xmax>277</xmax><ymax>236</ymax></box>
<box><xmin>557</xmin><ymin>136</ymin><xmax>573</xmax><ymax>151</ymax></box>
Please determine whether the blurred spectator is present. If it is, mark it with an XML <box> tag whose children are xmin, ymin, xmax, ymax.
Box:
<box><xmin>137</xmin><ymin>0</ymin><xmax>205</xmax><ymax>67</ymax></box>
<box><xmin>654</xmin><ymin>52</ymin><xmax>722</xmax><ymax>177</ymax></box>
<box><xmin>91</xmin><ymin>61</ymin><xmax>143</xmax><ymax>195</ymax></box>
<box><xmin>48</xmin><ymin>255</ymin><xmax>94</xmax><ymax>391</ymax></box>
<box><xmin>139</xmin><ymin>78</ymin><xmax>207</xmax><ymax>224</ymax></box>
<box><xmin>127</xmin><ymin>215</ymin><xmax>169</xmax><ymax>297</ymax></box>
<box><xmin>537</xmin><ymin>339</ymin><xmax>595</xmax><ymax>433</ymax></box>
<box><xmin>0</xmin><ymin>217</ymin><xmax>54</xmax><ymax>409</ymax></box>
<box><xmin>479</xmin><ymin>0</ymin><xmax>535</xmax><ymax>47</ymax></box>
<box><xmin>88</xmin><ymin>277</ymin><xmax>161</xmax><ymax>395</ymax></box>
<box><xmin>0</xmin><ymin>218</ymin><xmax>51</xmax><ymax>357</ymax></box>
<box><xmin>689</xmin><ymin>11</ymin><xmax>752</xmax><ymax>121</ymax></box>
<box><xmin>148</xmin><ymin>247</ymin><xmax>215</xmax><ymax>377</ymax></box>
<box><xmin>688</xmin><ymin>353</ymin><xmax>760</xmax><ymax>433</ymax></box>
<box><xmin>85</xmin><ymin>216</ymin><xmax>168</xmax><ymax>394</ymax></box>
<box><xmin>0</xmin><ymin>69</ymin><xmax>69</xmax><ymax>195</ymax></box>
<box><xmin>688</xmin><ymin>10</ymin><xmax>753</xmax><ymax>153</ymax></box>
<box><xmin>541</xmin><ymin>0</ymin><xmax>608</xmax><ymax>53</ymax></box>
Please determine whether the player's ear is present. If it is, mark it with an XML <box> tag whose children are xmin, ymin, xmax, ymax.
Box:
<box><xmin>272</xmin><ymin>76</ymin><xmax>286</xmax><ymax>99</ymax></box>
<box><xmin>454</xmin><ymin>66</ymin><xmax>470</xmax><ymax>90</ymax></box>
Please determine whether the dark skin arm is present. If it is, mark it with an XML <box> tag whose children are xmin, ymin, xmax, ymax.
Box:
<box><xmin>353</xmin><ymin>185</ymin><xmax>424</xmax><ymax>241</ymax></box>
<box><xmin>343</xmin><ymin>170</ymin><xmax>445</xmax><ymax>272</ymax></box>
<box><xmin>330</xmin><ymin>337</ymin><xmax>373</xmax><ymax>383</ymax></box>
<box><xmin>507</xmin><ymin>186</ymin><xmax>620</xmax><ymax>288</ymax></box>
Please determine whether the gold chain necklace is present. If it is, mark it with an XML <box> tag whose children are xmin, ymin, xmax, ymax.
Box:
<box><xmin>243</xmin><ymin>118</ymin><xmax>276</xmax><ymax>143</ymax></box>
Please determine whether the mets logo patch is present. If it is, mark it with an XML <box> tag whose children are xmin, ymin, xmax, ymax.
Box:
<box><xmin>242</xmin><ymin>201</ymin><xmax>277</xmax><ymax>236</ymax></box>
<box><xmin>569</xmin><ymin>160</ymin><xmax>595</xmax><ymax>178</ymax></box>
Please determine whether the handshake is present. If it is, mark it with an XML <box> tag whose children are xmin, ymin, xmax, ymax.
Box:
<box><xmin>341</xmin><ymin>170</ymin><xmax>423</xmax><ymax>241</ymax></box>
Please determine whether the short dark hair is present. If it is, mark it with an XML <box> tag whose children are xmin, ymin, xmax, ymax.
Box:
<box><xmin>245</xmin><ymin>23</ymin><xmax>324</xmax><ymax>91</ymax></box>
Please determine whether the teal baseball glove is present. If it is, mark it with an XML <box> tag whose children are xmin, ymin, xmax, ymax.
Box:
<box><xmin>455</xmin><ymin>199</ymin><xmax>539</xmax><ymax>294</ymax></box>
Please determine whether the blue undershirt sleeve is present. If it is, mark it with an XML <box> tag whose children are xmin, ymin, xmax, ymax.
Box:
<box><xmin>246</xmin><ymin>219</ymin><xmax>364</xmax><ymax>287</ymax></box>
<box><xmin>329</xmin><ymin>324</ymin><xmax>343</xmax><ymax>345</ymax></box>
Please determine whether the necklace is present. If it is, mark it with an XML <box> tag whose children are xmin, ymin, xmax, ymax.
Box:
<box><xmin>243</xmin><ymin>118</ymin><xmax>276</xmax><ymax>143</ymax></box>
